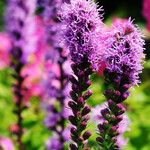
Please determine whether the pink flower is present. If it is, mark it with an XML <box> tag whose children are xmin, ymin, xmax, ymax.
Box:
<box><xmin>0</xmin><ymin>137</ymin><xmax>14</xmax><ymax>150</ymax></box>
<box><xmin>0</xmin><ymin>32</ymin><xmax>11</xmax><ymax>69</ymax></box>
<box><xmin>143</xmin><ymin>0</ymin><xmax>150</xmax><ymax>31</ymax></box>
<box><xmin>21</xmin><ymin>16</ymin><xmax>46</xmax><ymax>100</ymax></box>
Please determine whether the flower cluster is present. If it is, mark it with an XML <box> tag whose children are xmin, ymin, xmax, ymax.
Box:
<box><xmin>93</xmin><ymin>18</ymin><xmax>145</xmax><ymax>86</ymax></box>
<box><xmin>5</xmin><ymin>0</ymin><xmax>36</xmax><ymax>149</ymax></box>
<box><xmin>38</xmin><ymin>0</ymin><xmax>72</xmax><ymax>149</ymax></box>
<box><xmin>60</xmin><ymin>0</ymin><xmax>104</xmax><ymax>149</ymax></box>
<box><xmin>94</xmin><ymin>19</ymin><xmax>145</xmax><ymax>149</ymax></box>
<box><xmin>60</xmin><ymin>0</ymin><xmax>104</xmax><ymax>63</ymax></box>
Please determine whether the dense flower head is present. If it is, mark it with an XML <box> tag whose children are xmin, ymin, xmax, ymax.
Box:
<box><xmin>92</xmin><ymin>103</ymin><xmax>130</xmax><ymax>148</ymax></box>
<box><xmin>142</xmin><ymin>0</ymin><xmax>150</xmax><ymax>31</ymax></box>
<box><xmin>60</xmin><ymin>0</ymin><xmax>104</xmax><ymax>63</ymax></box>
<box><xmin>93</xmin><ymin>18</ymin><xmax>145</xmax><ymax>85</ymax></box>
<box><xmin>5</xmin><ymin>0</ymin><xmax>37</xmax><ymax>63</ymax></box>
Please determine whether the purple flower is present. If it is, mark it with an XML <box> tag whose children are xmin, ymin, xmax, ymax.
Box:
<box><xmin>5</xmin><ymin>0</ymin><xmax>36</xmax><ymax>149</ymax></box>
<box><xmin>60</xmin><ymin>0</ymin><xmax>104</xmax><ymax>63</ymax></box>
<box><xmin>93</xmin><ymin>18</ymin><xmax>145</xmax><ymax>86</ymax></box>
<box><xmin>44</xmin><ymin>112</ymin><xmax>60</xmax><ymax>129</ymax></box>
<box><xmin>46</xmin><ymin>135</ymin><xmax>63</xmax><ymax>150</ymax></box>
<box><xmin>60</xmin><ymin>0</ymin><xmax>104</xmax><ymax>149</ymax></box>
<box><xmin>5</xmin><ymin>0</ymin><xmax>37</xmax><ymax>63</ymax></box>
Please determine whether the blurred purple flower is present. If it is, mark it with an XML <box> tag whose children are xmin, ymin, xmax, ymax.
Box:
<box><xmin>5</xmin><ymin>0</ymin><xmax>37</xmax><ymax>63</ymax></box>
<box><xmin>38</xmin><ymin>0</ymin><xmax>72</xmax><ymax>149</ymax></box>
<box><xmin>46</xmin><ymin>136</ymin><xmax>63</xmax><ymax>150</ymax></box>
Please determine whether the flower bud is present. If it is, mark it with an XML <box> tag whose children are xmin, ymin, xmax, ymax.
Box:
<box><xmin>68</xmin><ymin>101</ymin><xmax>78</xmax><ymax>110</ymax></box>
<box><xmin>69</xmin><ymin>115</ymin><xmax>77</xmax><ymax>126</ymax></box>
<box><xmin>70</xmin><ymin>127</ymin><xmax>77</xmax><ymax>135</ymax></box>
<box><xmin>82</xmin><ymin>131</ymin><xmax>92</xmax><ymax>140</ymax></box>
<box><xmin>122</xmin><ymin>91</ymin><xmax>130</xmax><ymax>100</ymax></box>
<box><xmin>70</xmin><ymin>144</ymin><xmax>77</xmax><ymax>150</ymax></box>
<box><xmin>80</xmin><ymin>121</ymin><xmax>87</xmax><ymax>130</ymax></box>
<box><xmin>108</xmin><ymin>99</ymin><xmax>115</xmax><ymax>110</ymax></box>
<box><xmin>83</xmin><ymin>90</ymin><xmax>93</xmax><ymax>100</ymax></box>
<box><xmin>101</xmin><ymin>108</ymin><xmax>110</xmax><ymax>119</ymax></box>
<box><xmin>70</xmin><ymin>91</ymin><xmax>77</xmax><ymax>101</ymax></box>
<box><xmin>81</xmin><ymin>106</ymin><xmax>91</xmax><ymax>116</ymax></box>
<box><xmin>77</xmin><ymin>97</ymin><xmax>84</xmax><ymax>106</ymax></box>
<box><xmin>69</xmin><ymin>75</ymin><xmax>78</xmax><ymax>84</ymax></box>
<box><xmin>122</xmin><ymin>84</ymin><xmax>131</xmax><ymax>91</ymax></box>
<box><xmin>114</xmin><ymin>104</ymin><xmax>126</xmax><ymax>116</ymax></box>
<box><xmin>96</xmin><ymin>137</ymin><xmax>104</xmax><ymax>143</ymax></box>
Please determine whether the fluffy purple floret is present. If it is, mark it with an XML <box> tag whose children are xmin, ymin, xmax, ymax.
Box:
<box><xmin>60</xmin><ymin>0</ymin><xmax>104</xmax><ymax>63</ymax></box>
<box><xmin>93</xmin><ymin>19</ymin><xmax>145</xmax><ymax>85</ymax></box>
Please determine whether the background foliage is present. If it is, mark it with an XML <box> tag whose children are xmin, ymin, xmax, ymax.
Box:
<box><xmin>0</xmin><ymin>0</ymin><xmax>150</xmax><ymax>149</ymax></box>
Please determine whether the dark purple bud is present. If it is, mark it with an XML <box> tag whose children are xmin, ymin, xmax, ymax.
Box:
<box><xmin>78</xmin><ymin>70</ymin><xmax>85</xmax><ymax>78</ymax></box>
<box><xmin>114</xmin><ymin>104</ymin><xmax>126</xmax><ymax>116</ymax></box>
<box><xmin>108</xmin><ymin>99</ymin><xmax>116</xmax><ymax>110</ymax></box>
<box><xmin>111</xmin><ymin>115</ymin><xmax>123</xmax><ymax>125</ymax></box>
<box><xmin>76</xmin><ymin>111</ymin><xmax>81</xmax><ymax>118</ymax></box>
<box><xmin>68</xmin><ymin>101</ymin><xmax>78</xmax><ymax>110</ymax></box>
<box><xmin>109</xmin><ymin>126</ymin><xmax>119</xmax><ymax>136</ymax></box>
<box><xmin>82</xmin><ymin>115</ymin><xmax>90</xmax><ymax>122</ymax></box>
<box><xmin>69</xmin><ymin>116</ymin><xmax>77</xmax><ymax>126</ymax></box>
<box><xmin>85</xmin><ymin>67</ymin><xmax>93</xmax><ymax>75</ymax></box>
<box><xmin>69</xmin><ymin>75</ymin><xmax>78</xmax><ymax>84</ymax></box>
<box><xmin>101</xmin><ymin>108</ymin><xmax>110</xmax><ymax>119</ymax></box>
<box><xmin>114</xmin><ymin>76</ymin><xmax>121</xmax><ymax>85</ymax></box>
<box><xmin>83</xmin><ymin>81</ymin><xmax>92</xmax><ymax>89</ymax></box>
<box><xmin>82</xmin><ymin>131</ymin><xmax>92</xmax><ymax>140</ymax></box>
<box><xmin>83</xmin><ymin>90</ymin><xmax>93</xmax><ymax>100</ymax></box>
<box><xmin>78</xmin><ymin>137</ymin><xmax>84</xmax><ymax>143</ymax></box>
<box><xmin>103</xmin><ymin>89</ymin><xmax>114</xmax><ymax>99</ymax></box>
<box><xmin>96</xmin><ymin>137</ymin><xmax>104</xmax><ymax>143</ymax></box>
<box><xmin>71</xmin><ymin>63</ymin><xmax>78</xmax><ymax>73</ymax></box>
<box><xmin>70</xmin><ymin>91</ymin><xmax>78</xmax><ymax>101</ymax></box>
<box><xmin>122</xmin><ymin>84</ymin><xmax>131</xmax><ymax>91</ymax></box>
<box><xmin>77</xmin><ymin>97</ymin><xmax>84</xmax><ymax>106</ymax></box>
<box><xmin>97</xmin><ymin>124</ymin><xmax>104</xmax><ymax>133</ymax></box>
<box><xmin>81</xmin><ymin>106</ymin><xmax>91</xmax><ymax>116</ymax></box>
<box><xmin>80</xmin><ymin>121</ymin><xmax>87</xmax><ymax>130</ymax></box>
<box><xmin>72</xmin><ymin>84</ymin><xmax>78</xmax><ymax>93</ymax></box>
<box><xmin>114</xmin><ymin>90</ymin><xmax>121</xmax><ymax>97</ymax></box>
<box><xmin>122</xmin><ymin>91</ymin><xmax>130</xmax><ymax>100</ymax></box>
<box><xmin>70</xmin><ymin>127</ymin><xmax>77</xmax><ymax>135</ymax></box>
<box><xmin>70</xmin><ymin>144</ymin><xmax>78</xmax><ymax>150</ymax></box>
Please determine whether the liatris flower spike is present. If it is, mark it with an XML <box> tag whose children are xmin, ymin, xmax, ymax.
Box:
<box><xmin>60</xmin><ymin>0</ymin><xmax>104</xmax><ymax>149</ymax></box>
<box><xmin>38</xmin><ymin>0</ymin><xmax>71</xmax><ymax>149</ymax></box>
<box><xmin>5</xmin><ymin>0</ymin><xmax>36</xmax><ymax>149</ymax></box>
<box><xmin>93</xmin><ymin>19</ymin><xmax>145</xmax><ymax>149</ymax></box>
